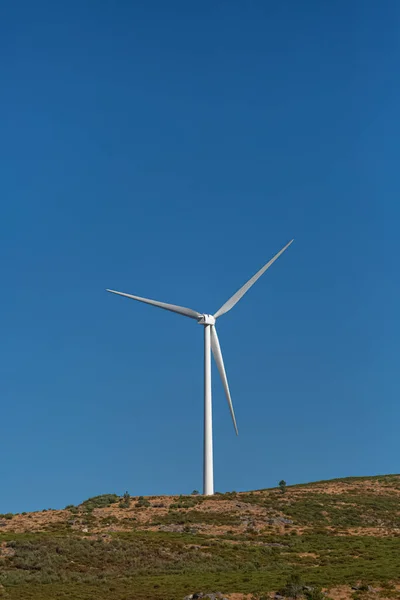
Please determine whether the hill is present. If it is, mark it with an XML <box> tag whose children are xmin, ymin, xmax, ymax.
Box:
<box><xmin>0</xmin><ymin>475</ymin><xmax>400</xmax><ymax>600</ymax></box>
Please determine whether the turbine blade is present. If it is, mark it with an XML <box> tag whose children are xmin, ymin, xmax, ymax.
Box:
<box><xmin>210</xmin><ymin>325</ymin><xmax>238</xmax><ymax>435</ymax></box>
<box><xmin>214</xmin><ymin>239</ymin><xmax>294</xmax><ymax>319</ymax></box>
<box><xmin>106</xmin><ymin>289</ymin><xmax>202</xmax><ymax>320</ymax></box>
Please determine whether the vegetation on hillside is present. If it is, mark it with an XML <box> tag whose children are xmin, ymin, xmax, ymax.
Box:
<box><xmin>0</xmin><ymin>475</ymin><xmax>399</xmax><ymax>600</ymax></box>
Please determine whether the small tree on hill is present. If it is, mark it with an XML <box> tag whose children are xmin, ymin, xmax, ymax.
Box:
<box><xmin>191</xmin><ymin>490</ymin><xmax>200</xmax><ymax>496</ymax></box>
<box><xmin>119</xmin><ymin>491</ymin><xmax>131</xmax><ymax>508</ymax></box>
<box><xmin>279</xmin><ymin>480</ymin><xmax>287</xmax><ymax>494</ymax></box>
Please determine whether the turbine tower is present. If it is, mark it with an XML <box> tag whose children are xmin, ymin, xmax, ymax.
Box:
<box><xmin>107</xmin><ymin>239</ymin><xmax>293</xmax><ymax>495</ymax></box>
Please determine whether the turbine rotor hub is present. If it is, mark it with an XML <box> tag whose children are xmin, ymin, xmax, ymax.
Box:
<box><xmin>198</xmin><ymin>314</ymin><xmax>216</xmax><ymax>325</ymax></box>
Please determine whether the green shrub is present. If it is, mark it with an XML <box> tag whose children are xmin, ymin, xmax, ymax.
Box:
<box><xmin>135</xmin><ymin>496</ymin><xmax>150</xmax><ymax>508</ymax></box>
<box><xmin>119</xmin><ymin>491</ymin><xmax>131</xmax><ymax>508</ymax></box>
<box><xmin>80</xmin><ymin>494</ymin><xmax>119</xmax><ymax>512</ymax></box>
<box><xmin>304</xmin><ymin>588</ymin><xmax>327</xmax><ymax>600</ymax></box>
<box><xmin>279</xmin><ymin>573</ymin><xmax>303</xmax><ymax>599</ymax></box>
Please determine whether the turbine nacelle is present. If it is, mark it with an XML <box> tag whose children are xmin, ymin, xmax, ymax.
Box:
<box><xmin>198</xmin><ymin>314</ymin><xmax>216</xmax><ymax>326</ymax></box>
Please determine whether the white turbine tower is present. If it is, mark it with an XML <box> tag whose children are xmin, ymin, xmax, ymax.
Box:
<box><xmin>107</xmin><ymin>239</ymin><xmax>293</xmax><ymax>495</ymax></box>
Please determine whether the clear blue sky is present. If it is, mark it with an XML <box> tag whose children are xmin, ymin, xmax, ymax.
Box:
<box><xmin>0</xmin><ymin>1</ymin><xmax>397</xmax><ymax>513</ymax></box>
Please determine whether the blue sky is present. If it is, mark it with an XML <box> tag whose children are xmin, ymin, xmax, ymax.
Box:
<box><xmin>0</xmin><ymin>1</ymin><xmax>397</xmax><ymax>513</ymax></box>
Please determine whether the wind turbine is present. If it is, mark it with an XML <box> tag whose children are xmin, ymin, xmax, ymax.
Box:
<box><xmin>107</xmin><ymin>239</ymin><xmax>293</xmax><ymax>495</ymax></box>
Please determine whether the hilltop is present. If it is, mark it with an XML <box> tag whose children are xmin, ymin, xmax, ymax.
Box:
<box><xmin>0</xmin><ymin>475</ymin><xmax>400</xmax><ymax>599</ymax></box>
